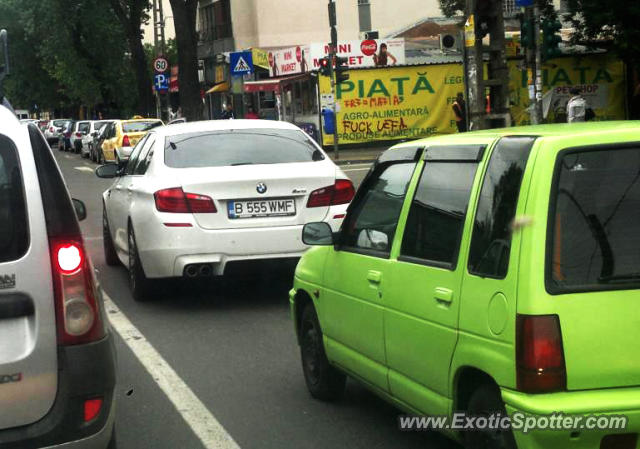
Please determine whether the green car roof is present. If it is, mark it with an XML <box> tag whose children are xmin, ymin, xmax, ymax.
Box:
<box><xmin>391</xmin><ymin>121</ymin><xmax>640</xmax><ymax>151</ymax></box>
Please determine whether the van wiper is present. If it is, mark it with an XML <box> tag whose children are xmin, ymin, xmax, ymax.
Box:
<box><xmin>598</xmin><ymin>272</ymin><xmax>640</xmax><ymax>283</ymax></box>
<box><xmin>231</xmin><ymin>162</ymin><xmax>253</xmax><ymax>166</ymax></box>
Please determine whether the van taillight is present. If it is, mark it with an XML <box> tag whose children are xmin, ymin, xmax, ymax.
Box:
<box><xmin>516</xmin><ymin>314</ymin><xmax>567</xmax><ymax>393</ymax></box>
<box><xmin>50</xmin><ymin>239</ymin><xmax>105</xmax><ymax>345</ymax></box>
<box><xmin>307</xmin><ymin>179</ymin><xmax>355</xmax><ymax>208</ymax></box>
<box><xmin>154</xmin><ymin>187</ymin><xmax>217</xmax><ymax>213</ymax></box>
<box><xmin>122</xmin><ymin>135</ymin><xmax>131</xmax><ymax>147</ymax></box>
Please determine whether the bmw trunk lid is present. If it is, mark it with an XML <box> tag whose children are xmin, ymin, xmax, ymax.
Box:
<box><xmin>174</xmin><ymin>162</ymin><xmax>337</xmax><ymax>229</ymax></box>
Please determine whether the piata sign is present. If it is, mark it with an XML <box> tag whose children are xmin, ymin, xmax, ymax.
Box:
<box><xmin>309</xmin><ymin>39</ymin><xmax>405</xmax><ymax>70</ymax></box>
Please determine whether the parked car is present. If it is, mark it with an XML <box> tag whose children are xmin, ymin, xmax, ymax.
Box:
<box><xmin>70</xmin><ymin>120</ymin><xmax>91</xmax><ymax>153</ymax></box>
<box><xmin>44</xmin><ymin>119</ymin><xmax>70</xmax><ymax>145</ymax></box>
<box><xmin>95</xmin><ymin>120</ymin><xmax>353</xmax><ymax>301</ymax></box>
<box><xmin>291</xmin><ymin>122</ymin><xmax>640</xmax><ymax>449</ymax></box>
<box><xmin>37</xmin><ymin>119</ymin><xmax>49</xmax><ymax>132</ymax></box>
<box><xmin>92</xmin><ymin>121</ymin><xmax>114</xmax><ymax>163</ymax></box>
<box><xmin>100</xmin><ymin>118</ymin><xmax>163</xmax><ymax>164</ymax></box>
<box><xmin>56</xmin><ymin>120</ymin><xmax>74</xmax><ymax>151</ymax></box>
<box><xmin>82</xmin><ymin>120</ymin><xmax>110</xmax><ymax>159</ymax></box>
<box><xmin>0</xmin><ymin>104</ymin><xmax>116</xmax><ymax>447</ymax></box>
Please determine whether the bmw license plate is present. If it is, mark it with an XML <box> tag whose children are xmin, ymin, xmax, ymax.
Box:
<box><xmin>228</xmin><ymin>198</ymin><xmax>296</xmax><ymax>219</ymax></box>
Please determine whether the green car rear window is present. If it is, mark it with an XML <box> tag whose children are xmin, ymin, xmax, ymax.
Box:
<box><xmin>547</xmin><ymin>146</ymin><xmax>640</xmax><ymax>293</ymax></box>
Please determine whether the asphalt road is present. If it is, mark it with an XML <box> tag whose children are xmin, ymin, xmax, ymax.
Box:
<box><xmin>55</xmin><ymin>149</ymin><xmax>459</xmax><ymax>449</ymax></box>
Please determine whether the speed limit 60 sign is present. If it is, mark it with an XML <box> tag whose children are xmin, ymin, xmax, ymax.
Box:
<box><xmin>153</xmin><ymin>57</ymin><xmax>169</xmax><ymax>73</ymax></box>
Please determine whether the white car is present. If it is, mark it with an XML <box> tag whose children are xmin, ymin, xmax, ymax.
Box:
<box><xmin>70</xmin><ymin>120</ymin><xmax>91</xmax><ymax>153</ymax></box>
<box><xmin>81</xmin><ymin>120</ymin><xmax>110</xmax><ymax>158</ymax></box>
<box><xmin>44</xmin><ymin>119</ymin><xmax>70</xmax><ymax>144</ymax></box>
<box><xmin>96</xmin><ymin>120</ymin><xmax>354</xmax><ymax>301</ymax></box>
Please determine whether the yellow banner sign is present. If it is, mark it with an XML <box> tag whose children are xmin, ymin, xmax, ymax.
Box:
<box><xmin>509</xmin><ymin>53</ymin><xmax>626</xmax><ymax>125</ymax></box>
<box><xmin>252</xmin><ymin>48</ymin><xmax>270</xmax><ymax>70</ymax></box>
<box><xmin>319</xmin><ymin>64</ymin><xmax>464</xmax><ymax>145</ymax></box>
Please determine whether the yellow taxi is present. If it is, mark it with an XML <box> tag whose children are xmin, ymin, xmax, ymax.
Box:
<box><xmin>100</xmin><ymin>117</ymin><xmax>164</xmax><ymax>164</ymax></box>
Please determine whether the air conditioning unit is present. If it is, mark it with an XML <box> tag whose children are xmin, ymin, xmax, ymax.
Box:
<box><xmin>439</xmin><ymin>33</ymin><xmax>459</xmax><ymax>52</ymax></box>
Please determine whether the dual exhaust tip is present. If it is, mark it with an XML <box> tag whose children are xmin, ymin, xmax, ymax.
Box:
<box><xmin>184</xmin><ymin>264</ymin><xmax>213</xmax><ymax>278</ymax></box>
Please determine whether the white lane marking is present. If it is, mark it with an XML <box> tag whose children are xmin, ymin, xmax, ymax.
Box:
<box><xmin>74</xmin><ymin>166</ymin><xmax>94</xmax><ymax>173</ymax></box>
<box><xmin>104</xmin><ymin>293</ymin><xmax>241</xmax><ymax>449</ymax></box>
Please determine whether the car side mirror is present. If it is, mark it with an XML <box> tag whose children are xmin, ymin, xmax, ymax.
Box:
<box><xmin>95</xmin><ymin>163</ymin><xmax>119</xmax><ymax>179</ymax></box>
<box><xmin>72</xmin><ymin>198</ymin><xmax>87</xmax><ymax>221</ymax></box>
<box><xmin>302</xmin><ymin>222</ymin><xmax>334</xmax><ymax>246</ymax></box>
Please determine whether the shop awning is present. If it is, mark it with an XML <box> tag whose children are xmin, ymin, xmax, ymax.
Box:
<box><xmin>205</xmin><ymin>81</ymin><xmax>230</xmax><ymax>94</ymax></box>
<box><xmin>243</xmin><ymin>74</ymin><xmax>309</xmax><ymax>94</ymax></box>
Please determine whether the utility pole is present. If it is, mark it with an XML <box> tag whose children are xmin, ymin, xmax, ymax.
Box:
<box><xmin>463</xmin><ymin>0</ymin><xmax>510</xmax><ymax>130</ymax></box>
<box><xmin>532</xmin><ymin>3</ymin><xmax>543</xmax><ymax>124</ymax></box>
<box><xmin>328</xmin><ymin>0</ymin><xmax>339</xmax><ymax>160</ymax></box>
<box><xmin>153</xmin><ymin>0</ymin><xmax>161</xmax><ymax>119</ymax></box>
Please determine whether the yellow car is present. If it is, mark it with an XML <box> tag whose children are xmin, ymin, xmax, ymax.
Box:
<box><xmin>100</xmin><ymin>118</ymin><xmax>164</xmax><ymax>164</ymax></box>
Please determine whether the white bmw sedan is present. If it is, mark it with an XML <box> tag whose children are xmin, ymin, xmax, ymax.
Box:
<box><xmin>96</xmin><ymin>120</ymin><xmax>354</xmax><ymax>301</ymax></box>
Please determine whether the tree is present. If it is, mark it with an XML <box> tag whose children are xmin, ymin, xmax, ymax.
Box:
<box><xmin>168</xmin><ymin>0</ymin><xmax>202</xmax><ymax>121</ymax></box>
<box><xmin>2</xmin><ymin>0</ymin><xmax>138</xmax><ymax>116</ymax></box>
<box><xmin>109</xmin><ymin>0</ymin><xmax>155</xmax><ymax>117</ymax></box>
<box><xmin>438</xmin><ymin>0</ymin><xmax>465</xmax><ymax>17</ymax></box>
<box><xmin>565</xmin><ymin>0</ymin><xmax>640</xmax><ymax>68</ymax></box>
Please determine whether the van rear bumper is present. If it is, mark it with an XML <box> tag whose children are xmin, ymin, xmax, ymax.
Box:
<box><xmin>0</xmin><ymin>334</ymin><xmax>117</xmax><ymax>448</ymax></box>
<box><xmin>501</xmin><ymin>387</ymin><xmax>640</xmax><ymax>449</ymax></box>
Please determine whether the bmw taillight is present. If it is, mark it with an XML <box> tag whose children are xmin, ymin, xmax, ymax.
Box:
<box><xmin>154</xmin><ymin>187</ymin><xmax>217</xmax><ymax>213</ymax></box>
<box><xmin>122</xmin><ymin>135</ymin><xmax>131</xmax><ymax>147</ymax></box>
<box><xmin>307</xmin><ymin>179</ymin><xmax>355</xmax><ymax>208</ymax></box>
<box><xmin>516</xmin><ymin>314</ymin><xmax>567</xmax><ymax>393</ymax></box>
<box><xmin>50</xmin><ymin>239</ymin><xmax>105</xmax><ymax>345</ymax></box>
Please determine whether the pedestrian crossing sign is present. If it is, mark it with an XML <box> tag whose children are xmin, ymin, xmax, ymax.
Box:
<box><xmin>230</xmin><ymin>51</ymin><xmax>254</xmax><ymax>76</ymax></box>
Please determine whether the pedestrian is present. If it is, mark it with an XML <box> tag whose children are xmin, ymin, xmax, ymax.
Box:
<box><xmin>221</xmin><ymin>102</ymin><xmax>235</xmax><ymax>120</ymax></box>
<box><xmin>566</xmin><ymin>87</ymin><xmax>587</xmax><ymax>123</ymax></box>
<box><xmin>373</xmin><ymin>43</ymin><xmax>397</xmax><ymax>67</ymax></box>
<box><xmin>245</xmin><ymin>106</ymin><xmax>259</xmax><ymax>119</ymax></box>
<box><xmin>452</xmin><ymin>92</ymin><xmax>467</xmax><ymax>133</ymax></box>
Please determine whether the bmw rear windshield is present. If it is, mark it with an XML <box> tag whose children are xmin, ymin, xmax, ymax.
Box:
<box><xmin>163</xmin><ymin>129</ymin><xmax>324</xmax><ymax>168</ymax></box>
<box><xmin>547</xmin><ymin>146</ymin><xmax>640</xmax><ymax>293</ymax></box>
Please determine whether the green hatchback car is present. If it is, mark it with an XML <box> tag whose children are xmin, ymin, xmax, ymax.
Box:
<box><xmin>289</xmin><ymin>122</ymin><xmax>640</xmax><ymax>449</ymax></box>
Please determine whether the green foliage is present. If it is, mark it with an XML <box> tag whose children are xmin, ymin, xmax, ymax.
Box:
<box><xmin>565</xmin><ymin>0</ymin><xmax>640</xmax><ymax>66</ymax></box>
<box><xmin>0</xmin><ymin>0</ymin><xmax>138</xmax><ymax>113</ymax></box>
<box><xmin>438</xmin><ymin>0</ymin><xmax>465</xmax><ymax>17</ymax></box>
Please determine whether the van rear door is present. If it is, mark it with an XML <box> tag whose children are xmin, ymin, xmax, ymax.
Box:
<box><xmin>0</xmin><ymin>125</ymin><xmax>58</xmax><ymax>429</ymax></box>
<box><xmin>547</xmin><ymin>145</ymin><xmax>640</xmax><ymax>390</ymax></box>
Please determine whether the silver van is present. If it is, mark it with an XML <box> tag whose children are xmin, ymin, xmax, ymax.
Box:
<box><xmin>0</xmin><ymin>104</ymin><xmax>116</xmax><ymax>448</ymax></box>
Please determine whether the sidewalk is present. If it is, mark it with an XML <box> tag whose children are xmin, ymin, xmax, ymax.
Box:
<box><xmin>326</xmin><ymin>144</ymin><xmax>389</xmax><ymax>165</ymax></box>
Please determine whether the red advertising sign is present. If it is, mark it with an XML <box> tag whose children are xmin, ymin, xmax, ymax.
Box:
<box><xmin>360</xmin><ymin>40</ymin><xmax>378</xmax><ymax>57</ymax></box>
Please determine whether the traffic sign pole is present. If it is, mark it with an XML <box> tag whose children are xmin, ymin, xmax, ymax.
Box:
<box><xmin>328</xmin><ymin>0</ymin><xmax>339</xmax><ymax>160</ymax></box>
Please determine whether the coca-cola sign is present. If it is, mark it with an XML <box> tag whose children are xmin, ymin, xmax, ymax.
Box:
<box><xmin>360</xmin><ymin>40</ymin><xmax>378</xmax><ymax>57</ymax></box>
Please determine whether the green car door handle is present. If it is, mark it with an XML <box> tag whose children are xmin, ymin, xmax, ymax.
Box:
<box><xmin>434</xmin><ymin>287</ymin><xmax>454</xmax><ymax>304</ymax></box>
<box><xmin>367</xmin><ymin>270</ymin><xmax>382</xmax><ymax>284</ymax></box>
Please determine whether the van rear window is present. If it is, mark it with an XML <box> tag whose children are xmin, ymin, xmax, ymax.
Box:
<box><xmin>0</xmin><ymin>135</ymin><xmax>29</xmax><ymax>262</ymax></box>
<box><xmin>548</xmin><ymin>147</ymin><xmax>640</xmax><ymax>292</ymax></box>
